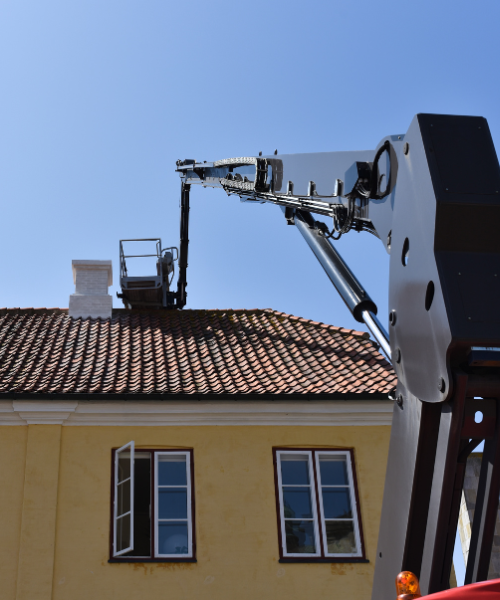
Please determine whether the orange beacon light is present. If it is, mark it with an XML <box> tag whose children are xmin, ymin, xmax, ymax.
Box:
<box><xmin>396</xmin><ymin>571</ymin><xmax>422</xmax><ymax>600</ymax></box>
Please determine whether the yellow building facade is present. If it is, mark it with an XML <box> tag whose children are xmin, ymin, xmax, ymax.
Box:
<box><xmin>0</xmin><ymin>400</ymin><xmax>392</xmax><ymax>600</ymax></box>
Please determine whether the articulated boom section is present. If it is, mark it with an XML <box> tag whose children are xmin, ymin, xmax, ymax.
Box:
<box><xmin>176</xmin><ymin>145</ymin><xmax>397</xmax><ymax>239</ymax></box>
<box><xmin>177</xmin><ymin>114</ymin><xmax>500</xmax><ymax>598</ymax></box>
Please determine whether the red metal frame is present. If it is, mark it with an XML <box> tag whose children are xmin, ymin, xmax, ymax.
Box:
<box><xmin>424</xmin><ymin>579</ymin><xmax>500</xmax><ymax>599</ymax></box>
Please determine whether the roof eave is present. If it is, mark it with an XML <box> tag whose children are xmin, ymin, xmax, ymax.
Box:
<box><xmin>0</xmin><ymin>391</ymin><xmax>392</xmax><ymax>402</ymax></box>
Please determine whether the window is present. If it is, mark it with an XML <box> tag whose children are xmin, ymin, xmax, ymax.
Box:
<box><xmin>274</xmin><ymin>449</ymin><xmax>365</xmax><ymax>561</ymax></box>
<box><xmin>111</xmin><ymin>445</ymin><xmax>195</xmax><ymax>561</ymax></box>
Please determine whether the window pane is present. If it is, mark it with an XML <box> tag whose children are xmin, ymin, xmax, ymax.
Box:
<box><xmin>158</xmin><ymin>455</ymin><xmax>187</xmax><ymax>485</ymax></box>
<box><xmin>158</xmin><ymin>522</ymin><xmax>189</xmax><ymax>555</ymax></box>
<box><xmin>325</xmin><ymin>521</ymin><xmax>356</xmax><ymax>554</ymax></box>
<box><xmin>118</xmin><ymin>454</ymin><xmax>131</xmax><ymax>483</ymax></box>
<box><xmin>322</xmin><ymin>489</ymin><xmax>352</xmax><ymax>519</ymax></box>
<box><xmin>158</xmin><ymin>489</ymin><xmax>187</xmax><ymax>520</ymax></box>
<box><xmin>116</xmin><ymin>514</ymin><xmax>131</xmax><ymax>553</ymax></box>
<box><xmin>283</xmin><ymin>487</ymin><xmax>313</xmax><ymax>519</ymax></box>
<box><xmin>319</xmin><ymin>455</ymin><xmax>348</xmax><ymax>486</ymax></box>
<box><xmin>280</xmin><ymin>454</ymin><xmax>310</xmax><ymax>485</ymax></box>
<box><xmin>123</xmin><ymin>455</ymin><xmax>151</xmax><ymax>558</ymax></box>
<box><xmin>284</xmin><ymin>521</ymin><xmax>316</xmax><ymax>554</ymax></box>
<box><xmin>113</xmin><ymin>442</ymin><xmax>134</xmax><ymax>557</ymax></box>
<box><xmin>117</xmin><ymin>478</ymin><xmax>131</xmax><ymax>516</ymax></box>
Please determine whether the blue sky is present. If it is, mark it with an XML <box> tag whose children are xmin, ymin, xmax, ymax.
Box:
<box><xmin>1</xmin><ymin>0</ymin><xmax>500</xmax><ymax>585</ymax></box>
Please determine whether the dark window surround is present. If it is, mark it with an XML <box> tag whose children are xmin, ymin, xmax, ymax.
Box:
<box><xmin>272</xmin><ymin>447</ymin><xmax>367</xmax><ymax>563</ymax></box>
<box><xmin>109</xmin><ymin>447</ymin><xmax>196</xmax><ymax>563</ymax></box>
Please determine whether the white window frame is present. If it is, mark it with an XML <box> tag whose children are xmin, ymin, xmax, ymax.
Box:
<box><xmin>276</xmin><ymin>450</ymin><xmax>322</xmax><ymax>558</ymax></box>
<box><xmin>113</xmin><ymin>441</ymin><xmax>135</xmax><ymax>557</ymax></box>
<box><xmin>314</xmin><ymin>450</ymin><xmax>363</xmax><ymax>558</ymax></box>
<box><xmin>154</xmin><ymin>451</ymin><xmax>193</xmax><ymax>559</ymax></box>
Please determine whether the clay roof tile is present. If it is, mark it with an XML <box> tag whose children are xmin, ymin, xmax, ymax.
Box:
<box><xmin>0</xmin><ymin>308</ymin><xmax>395</xmax><ymax>397</ymax></box>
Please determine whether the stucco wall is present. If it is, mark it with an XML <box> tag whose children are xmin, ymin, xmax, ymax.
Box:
<box><xmin>0</xmin><ymin>426</ymin><xmax>27</xmax><ymax>599</ymax></box>
<box><xmin>3</xmin><ymin>424</ymin><xmax>391</xmax><ymax>600</ymax></box>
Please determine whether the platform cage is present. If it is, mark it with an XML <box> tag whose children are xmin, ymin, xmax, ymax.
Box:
<box><xmin>119</xmin><ymin>239</ymin><xmax>178</xmax><ymax>309</ymax></box>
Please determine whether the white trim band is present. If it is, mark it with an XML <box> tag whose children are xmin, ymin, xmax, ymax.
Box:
<box><xmin>0</xmin><ymin>400</ymin><xmax>393</xmax><ymax>427</ymax></box>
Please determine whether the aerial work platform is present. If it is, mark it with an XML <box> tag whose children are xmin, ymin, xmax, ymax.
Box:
<box><xmin>118</xmin><ymin>239</ymin><xmax>178</xmax><ymax>309</ymax></box>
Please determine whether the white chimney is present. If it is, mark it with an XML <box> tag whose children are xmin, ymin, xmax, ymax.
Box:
<box><xmin>69</xmin><ymin>260</ymin><xmax>113</xmax><ymax>319</ymax></box>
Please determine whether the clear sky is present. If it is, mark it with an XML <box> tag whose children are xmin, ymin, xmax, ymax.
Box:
<box><xmin>1</xmin><ymin>0</ymin><xmax>500</xmax><ymax>586</ymax></box>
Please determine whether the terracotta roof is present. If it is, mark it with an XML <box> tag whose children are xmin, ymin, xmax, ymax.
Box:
<box><xmin>0</xmin><ymin>308</ymin><xmax>396</xmax><ymax>397</ymax></box>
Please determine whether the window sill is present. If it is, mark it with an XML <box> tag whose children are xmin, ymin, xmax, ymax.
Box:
<box><xmin>108</xmin><ymin>558</ymin><xmax>197</xmax><ymax>563</ymax></box>
<box><xmin>279</xmin><ymin>558</ymin><xmax>369</xmax><ymax>563</ymax></box>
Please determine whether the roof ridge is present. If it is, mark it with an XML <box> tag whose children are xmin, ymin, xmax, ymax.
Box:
<box><xmin>0</xmin><ymin>307</ymin><xmax>370</xmax><ymax>341</ymax></box>
<box><xmin>0</xmin><ymin>308</ymin><xmax>69</xmax><ymax>316</ymax></box>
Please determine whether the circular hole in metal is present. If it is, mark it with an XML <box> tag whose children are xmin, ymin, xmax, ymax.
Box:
<box><xmin>475</xmin><ymin>411</ymin><xmax>483</xmax><ymax>424</ymax></box>
<box><xmin>377</xmin><ymin>149</ymin><xmax>391</xmax><ymax>196</ymax></box>
<box><xmin>402</xmin><ymin>238</ymin><xmax>410</xmax><ymax>266</ymax></box>
<box><xmin>425</xmin><ymin>281</ymin><xmax>435</xmax><ymax>311</ymax></box>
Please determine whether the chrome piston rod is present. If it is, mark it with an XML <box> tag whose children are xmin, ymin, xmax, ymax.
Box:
<box><xmin>287</xmin><ymin>208</ymin><xmax>391</xmax><ymax>362</ymax></box>
<box><xmin>361</xmin><ymin>310</ymin><xmax>392</xmax><ymax>361</ymax></box>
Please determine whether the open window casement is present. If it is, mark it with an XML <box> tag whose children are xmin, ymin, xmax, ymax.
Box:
<box><xmin>113</xmin><ymin>441</ymin><xmax>135</xmax><ymax>557</ymax></box>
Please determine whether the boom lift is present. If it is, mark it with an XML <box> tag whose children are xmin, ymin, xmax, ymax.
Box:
<box><xmin>116</xmin><ymin>182</ymin><xmax>190</xmax><ymax>310</ymax></box>
<box><xmin>173</xmin><ymin>114</ymin><xmax>500</xmax><ymax>598</ymax></box>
